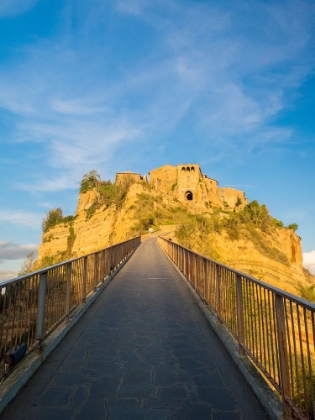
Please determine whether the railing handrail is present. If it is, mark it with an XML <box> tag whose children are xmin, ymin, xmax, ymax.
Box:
<box><xmin>158</xmin><ymin>236</ymin><xmax>315</xmax><ymax>420</ymax></box>
<box><xmin>163</xmin><ymin>238</ymin><xmax>315</xmax><ymax>310</ymax></box>
<box><xmin>0</xmin><ymin>236</ymin><xmax>141</xmax><ymax>381</ymax></box>
<box><xmin>1</xmin><ymin>239</ymin><xmax>139</xmax><ymax>288</ymax></box>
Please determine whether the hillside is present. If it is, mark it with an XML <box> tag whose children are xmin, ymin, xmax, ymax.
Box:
<box><xmin>37</xmin><ymin>167</ymin><xmax>315</xmax><ymax>299</ymax></box>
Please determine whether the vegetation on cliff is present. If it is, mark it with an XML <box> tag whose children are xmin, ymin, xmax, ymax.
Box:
<box><xmin>127</xmin><ymin>192</ymin><xmax>295</xmax><ymax>267</ymax></box>
<box><xmin>42</xmin><ymin>208</ymin><xmax>76</xmax><ymax>233</ymax></box>
<box><xmin>41</xmin><ymin>171</ymin><xmax>299</xmax><ymax>267</ymax></box>
<box><xmin>80</xmin><ymin>170</ymin><xmax>133</xmax><ymax>215</ymax></box>
<box><xmin>35</xmin><ymin>169</ymin><xmax>315</xmax><ymax>301</ymax></box>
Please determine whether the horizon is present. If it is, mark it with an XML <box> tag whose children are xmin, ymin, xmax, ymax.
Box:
<box><xmin>0</xmin><ymin>0</ymin><xmax>315</xmax><ymax>280</ymax></box>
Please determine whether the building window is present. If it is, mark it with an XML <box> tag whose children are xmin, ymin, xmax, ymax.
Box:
<box><xmin>191</xmin><ymin>166</ymin><xmax>195</xmax><ymax>171</ymax></box>
<box><xmin>181</xmin><ymin>167</ymin><xmax>185</xmax><ymax>171</ymax></box>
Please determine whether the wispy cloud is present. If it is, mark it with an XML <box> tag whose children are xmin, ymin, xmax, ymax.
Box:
<box><xmin>0</xmin><ymin>241</ymin><xmax>38</xmax><ymax>260</ymax></box>
<box><xmin>0</xmin><ymin>0</ymin><xmax>314</xmax><ymax>192</ymax></box>
<box><xmin>0</xmin><ymin>269</ymin><xmax>19</xmax><ymax>282</ymax></box>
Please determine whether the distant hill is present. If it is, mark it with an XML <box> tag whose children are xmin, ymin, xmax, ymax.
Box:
<box><xmin>37</xmin><ymin>165</ymin><xmax>315</xmax><ymax>300</ymax></box>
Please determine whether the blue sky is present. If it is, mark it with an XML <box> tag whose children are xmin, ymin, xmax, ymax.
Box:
<box><xmin>1</xmin><ymin>0</ymin><xmax>315</xmax><ymax>280</ymax></box>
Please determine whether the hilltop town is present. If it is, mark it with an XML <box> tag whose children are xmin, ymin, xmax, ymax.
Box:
<box><xmin>37</xmin><ymin>163</ymin><xmax>314</xmax><ymax>299</ymax></box>
<box><xmin>116</xmin><ymin>163</ymin><xmax>248</xmax><ymax>211</ymax></box>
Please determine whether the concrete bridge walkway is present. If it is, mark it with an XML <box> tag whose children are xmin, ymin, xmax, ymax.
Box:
<box><xmin>2</xmin><ymin>238</ymin><xmax>270</xmax><ymax>420</ymax></box>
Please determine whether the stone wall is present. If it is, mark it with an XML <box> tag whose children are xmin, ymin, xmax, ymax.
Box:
<box><xmin>116</xmin><ymin>172</ymin><xmax>146</xmax><ymax>185</ymax></box>
<box><xmin>148</xmin><ymin>163</ymin><xmax>247</xmax><ymax>210</ymax></box>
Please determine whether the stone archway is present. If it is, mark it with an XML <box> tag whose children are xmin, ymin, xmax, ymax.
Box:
<box><xmin>185</xmin><ymin>190</ymin><xmax>193</xmax><ymax>201</ymax></box>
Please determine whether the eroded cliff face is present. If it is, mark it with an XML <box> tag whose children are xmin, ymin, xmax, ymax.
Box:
<box><xmin>212</xmin><ymin>231</ymin><xmax>306</xmax><ymax>295</ymax></box>
<box><xmin>38</xmin><ymin>182</ymin><xmax>313</xmax><ymax>297</ymax></box>
<box><xmin>38</xmin><ymin>183</ymin><xmax>144</xmax><ymax>260</ymax></box>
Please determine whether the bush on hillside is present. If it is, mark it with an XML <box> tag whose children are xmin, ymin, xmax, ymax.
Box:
<box><xmin>80</xmin><ymin>170</ymin><xmax>101</xmax><ymax>193</ymax></box>
<box><xmin>42</xmin><ymin>208</ymin><xmax>64</xmax><ymax>233</ymax></box>
<box><xmin>42</xmin><ymin>208</ymin><xmax>77</xmax><ymax>233</ymax></box>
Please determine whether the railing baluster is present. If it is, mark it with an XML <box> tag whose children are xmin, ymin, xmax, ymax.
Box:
<box><xmin>157</xmin><ymin>236</ymin><xmax>315</xmax><ymax>419</ymax></box>
<box><xmin>1</xmin><ymin>236</ymin><xmax>140</xmax><ymax>378</ymax></box>
<box><xmin>215</xmin><ymin>264</ymin><xmax>221</xmax><ymax>317</ymax></box>
<box><xmin>36</xmin><ymin>271</ymin><xmax>47</xmax><ymax>346</ymax></box>
<box><xmin>236</xmin><ymin>274</ymin><xmax>245</xmax><ymax>355</ymax></box>
<box><xmin>65</xmin><ymin>262</ymin><xmax>71</xmax><ymax>322</ymax></box>
<box><xmin>83</xmin><ymin>256</ymin><xmax>87</xmax><ymax>302</ymax></box>
<box><xmin>275</xmin><ymin>294</ymin><xmax>291</xmax><ymax>417</ymax></box>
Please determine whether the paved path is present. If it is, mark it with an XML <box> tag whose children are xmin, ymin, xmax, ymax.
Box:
<box><xmin>2</xmin><ymin>238</ymin><xmax>270</xmax><ymax>419</ymax></box>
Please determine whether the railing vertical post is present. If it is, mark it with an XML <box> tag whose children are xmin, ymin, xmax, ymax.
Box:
<box><xmin>275</xmin><ymin>294</ymin><xmax>292</xmax><ymax>417</ymax></box>
<box><xmin>180</xmin><ymin>247</ymin><xmax>183</xmax><ymax>272</ymax></box>
<box><xmin>189</xmin><ymin>252</ymin><xmax>192</xmax><ymax>284</ymax></box>
<box><xmin>194</xmin><ymin>254</ymin><xmax>198</xmax><ymax>290</ymax></box>
<box><xmin>236</xmin><ymin>274</ymin><xmax>245</xmax><ymax>355</ymax></box>
<box><xmin>215</xmin><ymin>264</ymin><xmax>221</xmax><ymax>317</ymax></box>
<box><xmin>102</xmin><ymin>250</ymin><xmax>106</xmax><ymax>281</ymax></box>
<box><xmin>192</xmin><ymin>254</ymin><xmax>196</xmax><ymax>289</ymax></box>
<box><xmin>65</xmin><ymin>262</ymin><xmax>72</xmax><ymax>322</ymax></box>
<box><xmin>203</xmin><ymin>258</ymin><xmax>208</xmax><ymax>303</ymax></box>
<box><xmin>36</xmin><ymin>271</ymin><xmax>47</xmax><ymax>346</ymax></box>
<box><xmin>94</xmin><ymin>252</ymin><xmax>99</xmax><ymax>290</ymax></box>
<box><xmin>184</xmin><ymin>249</ymin><xmax>187</xmax><ymax>277</ymax></box>
<box><xmin>83</xmin><ymin>256</ymin><xmax>87</xmax><ymax>302</ymax></box>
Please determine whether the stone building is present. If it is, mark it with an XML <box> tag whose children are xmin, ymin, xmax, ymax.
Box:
<box><xmin>115</xmin><ymin>171</ymin><xmax>147</xmax><ymax>185</ymax></box>
<box><xmin>116</xmin><ymin>164</ymin><xmax>248</xmax><ymax>211</ymax></box>
<box><xmin>148</xmin><ymin>164</ymin><xmax>248</xmax><ymax>210</ymax></box>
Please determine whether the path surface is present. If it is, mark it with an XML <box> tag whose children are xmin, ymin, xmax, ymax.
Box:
<box><xmin>2</xmin><ymin>238</ymin><xmax>270</xmax><ymax>419</ymax></box>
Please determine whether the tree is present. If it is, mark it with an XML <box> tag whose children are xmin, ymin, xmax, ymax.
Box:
<box><xmin>243</xmin><ymin>200</ymin><xmax>271</xmax><ymax>230</ymax></box>
<box><xmin>288</xmin><ymin>223</ymin><xmax>298</xmax><ymax>232</ymax></box>
<box><xmin>80</xmin><ymin>170</ymin><xmax>101</xmax><ymax>193</ymax></box>
<box><xmin>42</xmin><ymin>207</ymin><xmax>63</xmax><ymax>232</ymax></box>
<box><xmin>18</xmin><ymin>252</ymin><xmax>36</xmax><ymax>276</ymax></box>
<box><xmin>273</xmin><ymin>218</ymin><xmax>284</xmax><ymax>228</ymax></box>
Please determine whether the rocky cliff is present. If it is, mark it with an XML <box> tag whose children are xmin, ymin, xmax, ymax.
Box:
<box><xmin>38</xmin><ymin>178</ymin><xmax>314</xmax><ymax>298</ymax></box>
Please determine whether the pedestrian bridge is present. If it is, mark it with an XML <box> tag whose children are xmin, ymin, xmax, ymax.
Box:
<box><xmin>0</xmin><ymin>236</ymin><xmax>314</xmax><ymax>419</ymax></box>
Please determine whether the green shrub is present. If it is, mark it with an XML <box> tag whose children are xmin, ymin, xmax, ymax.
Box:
<box><xmin>297</xmin><ymin>282</ymin><xmax>315</xmax><ymax>303</ymax></box>
<box><xmin>288</xmin><ymin>223</ymin><xmax>298</xmax><ymax>232</ymax></box>
<box><xmin>80</xmin><ymin>170</ymin><xmax>101</xmax><ymax>193</ymax></box>
<box><xmin>98</xmin><ymin>180</ymin><xmax>131</xmax><ymax>209</ymax></box>
<box><xmin>85</xmin><ymin>201</ymin><xmax>99</xmax><ymax>220</ymax></box>
<box><xmin>38</xmin><ymin>251</ymin><xmax>67</xmax><ymax>268</ymax></box>
<box><xmin>273</xmin><ymin>218</ymin><xmax>284</xmax><ymax>228</ymax></box>
<box><xmin>67</xmin><ymin>226</ymin><xmax>76</xmax><ymax>256</ymax></box>
<box><xmin>62</xmin><ymin>215</ymin><xmax>77</xmax><ymax>225</ymax></box>
<box><xmin>42</xmin><ymin>208</ymin><xmax>63</xmax><ymax>232</ymax></box>
<box><xmin>42</xmin><ymin>208</ymin><xmax>77</xmax><ymax>232</ymax></box>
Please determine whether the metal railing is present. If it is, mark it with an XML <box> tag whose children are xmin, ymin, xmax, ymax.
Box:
<box><xmin>0</xmin><ymin>236</ymin><xmax>140</xmax><ymax>379</ymax></box>
<box><xmin>158</xmin><ymin>237</ymin><xmax>315</xmax><ymax>420</ymax></box>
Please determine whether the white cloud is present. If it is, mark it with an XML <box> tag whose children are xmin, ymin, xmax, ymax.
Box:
<box><xmin>303</xmin><ymin>250</ymin><xmax>315</xmax><ymax>277</ymax></box>
<box><xmin>0</xmin><ymin>0</ymin><xmax>314</xmax><ymax>190</ymax></box>
<box><xmin>0</xmin><ymin>270</ymin><xmax>18</xmax><ymax>282</ymax></box>
<box><xmin>0</xmin><ymin>242</ymin><xmax>38</xmax><ymax>260</ymax></box>
<box><xmin>50</xmin><ymin>98</ymin><xmax>105</xmax><ymax>116</ymax></box>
